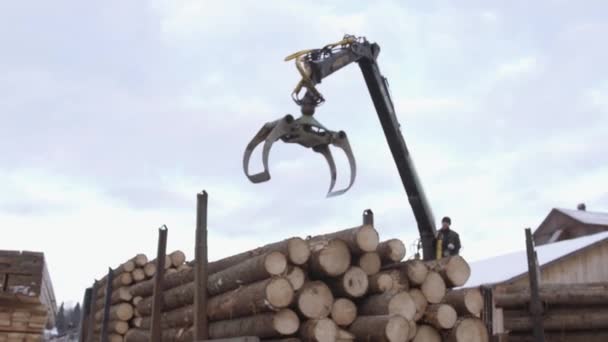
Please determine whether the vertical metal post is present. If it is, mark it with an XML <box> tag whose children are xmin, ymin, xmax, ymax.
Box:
<box><xmin>86</xmin><ymin>282</ymin><xmax>98</xmax><ymax>342</ymax></box>
<box><xmin>100</xmin><ymin>268</ymin><xmax>114</xmax><ymax>342</ymax></box>
<box><xmin>194</xmin><ymin>191</ymin><xmax>209</xmax><ymax>340</ymax></box>
<box><xmin>362</xmin><ymin>209</ymin><xmax>374</xmax><ymax>226</ymax></box>
<box><xmin>78</xmin><ymin>287</ymin><xmax>92</xmax><ymax>342</ymax></box>
<box><xmin>525</xmin><ymin>228</ymin><xmax>545</xmax><ymax>342</ymax></box>
<box><xmin>150</xmin><ymin>225</ymin><xmax>168</xmax><ymax>342</ymax></box>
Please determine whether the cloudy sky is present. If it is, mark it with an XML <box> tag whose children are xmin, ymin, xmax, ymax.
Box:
<box><xmin>1</xmin><ymin>1</ymin><xmax>607</xmax><ymax>304</ymax></box>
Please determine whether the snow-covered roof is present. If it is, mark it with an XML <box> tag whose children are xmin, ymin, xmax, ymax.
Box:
<box><xmin>463</xmin><ymin>231</ymin><xmax>608</xmax><ymax>288</ymax></box>
<box><xmin>556</xmin><ymin>208</ymin><xmax>608</xmax><ymax>226</ymax></box>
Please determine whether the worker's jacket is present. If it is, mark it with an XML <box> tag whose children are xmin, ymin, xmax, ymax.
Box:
<box><xmin>435</xmin><ymin>228</ymin><xmax>461</xmax><ymax>259</ymax></box>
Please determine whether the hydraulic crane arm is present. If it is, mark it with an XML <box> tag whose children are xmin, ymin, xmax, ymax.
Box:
<box><xmin>243</xmin><ymin>35</ymin><xmax>437</xmax><ymax>260</ymax></box>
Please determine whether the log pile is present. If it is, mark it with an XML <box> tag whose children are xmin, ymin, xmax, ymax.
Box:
<box><xmin>87</xmin><ymin>225</ymin><xmax>486</xmax><ymax>342</ymax></box>
<box><xmin>88</xmin><ymin>251</ymin><xmax>187</xmax><ymax>342</ymax></box>
<box><xmin>494</xmin><ymin>282</ymin><xmax>608</xmax><ymax>341</ymax></box>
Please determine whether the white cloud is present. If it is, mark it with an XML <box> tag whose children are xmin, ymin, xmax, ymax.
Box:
<box><xmin>496</xmin><ymin>56</ymin><xmax>538</xmax><ymax>79</ymax></box>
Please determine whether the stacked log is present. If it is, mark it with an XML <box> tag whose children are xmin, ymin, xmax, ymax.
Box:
<box><xmin>84</xmin><ymin>224</ymin><xmax>483</xmax><ymax>341</ymax></box>
<box><xmin>494</xmin><ymin>282</ymin><xmax>608</xmax><ymax>341</ymax></box>
<box><xmin>88</xmin><ymin>251</ymin><xmax>187</xmax><ymax>341</ymax></box>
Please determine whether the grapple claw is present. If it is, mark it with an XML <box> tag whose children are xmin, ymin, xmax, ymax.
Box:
<box><xmin>243</xmin><ymin>115</ymin><xmax>293</xmax><ymax>183</ymax></box>
<box><xmin>325</xmin><ymin>131</ymin><xmax>357</xmax><ymax>198</ymax></box>
<box><xmin>312</xmin><ymin>145</ymin><xmax>338</xmax><ymax>197</ymax></box>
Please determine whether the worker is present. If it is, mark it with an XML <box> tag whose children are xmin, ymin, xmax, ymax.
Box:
<box><xmin>435</xmin><ymin>216</ymin><xmax>461</xmax><ymax>259</ymax></box>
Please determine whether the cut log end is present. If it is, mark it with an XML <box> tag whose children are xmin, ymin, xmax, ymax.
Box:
<box><xmin>122</xmin><ymin>260</ymin><xmax>136</xmax><ymax>273</ymax></box>
<box><xmin>358</xmin><ymin>252</ymin><xmax>381</xmax><ymax>276</ymax></box>
<box><xmin>424</xmin><ymin>304</ymin><xmax>457</xmax><ymax>329</ymax></box>
<box><xmin>369</xmin><ymin>273</ymin><xmax>394</xmax><ymax>294</ymax></box>
<box><xmin>285</xmin><ymin>266</ymin><xmax>306</xmax><ymax>291</ymax></box>
<box><xmin>349</xmin><ymin>315</ymin><xmax>409</xmax><ymax>342</ymax></box>
<box><xmin>132</xmin><ymin>268</ymin><xmax>146</xmax><ymax>282</ymax></box>
<box><xmin>133</xmin><ymin>253</ymin><xmax>148</xmax><ymax>267</ymax></box>
<box><xmin>338</xmin><ymin>267</ymin><xmax>369</xmax><ymax>298</ymax></box>
<box><xmin>300</xmin><ymin>318</ymin><xmax>338</xmax><ymax>342</ymax></box>
<box><xmin>389</xmin><ymin>291</ymin><xmax>416</xmax><ymax>321</ymax></box>
<box><xmin>265</xmin><ymin>251</ymin><xmax>288</xmax><ymax>276</ymax></box>
<box><xmin>386</xmin><ymin>315</ymin><xmax>410</xmax><ymax>342</ymax></box>
<box><xmin>297</xmin><ymin>281</ymin><xmax>334</xmax><ymax>319</ymax></box>
<box><xmin>143</xmin><ymin>263</ymin><xmax>156</xmax><ymax>278</ymax></box>
<box><xmin>356</xmin><ymin>224</ymin><xmax>380</xmax><ymax>252</ymax></box>
<box><xmin>169</xmin><ymin>250</ymin><xmax>186</xmax><ymax>268</ymax></box>
<box><xmin>314</xmin><ymin>239</ymin><xmax>351</xmax><ymax>277</ymax></box>
<box><xmin>405</xmin><ymin>260</ymin><xmax>429</xmax><ymax>286</ymax></box>
<box><xmin>288</xmin><ymin>238</ymin><xmax>311</xmax><ymax>265</ymax></box>
<box><xmin>378</xmin><ymin>239</ymin><xmax>407</xmax><ymax>263</ymax></box>
<box><xmin>266</xmin><ymin>277</ymin><xmax>295</xmax><ymax>308</ymax></box>
<box><xmin>273</xmin><ymin>309</ymin><xmax>300</xmax><ymax>335</ymax></box>
<box><xmin>449</xmin><ymin>318</ymin><xmax>489</xmax><ymax>342</ymax></box>
<box><xmin>331</xmin><ymin>298</ymin><xmax>357</xmax><ymax>326</ymax></box>
<box><xmin>413</xmin><ymin>325</ymin><xmax>441</xmax><ymax>342</ymax></box>
<box><xmin>421</xmin><ymin>271</ymin><xmax>446</xmax><ymax>304</ymax></box>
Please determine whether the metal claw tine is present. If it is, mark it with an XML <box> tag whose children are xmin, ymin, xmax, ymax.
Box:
<box><xmin>326</xmin><ymin>132</ymin><xmax>357</xmax><ymax>198</ymax></box>
<box><xmin>313</xmin><ymin>145</ymin><xmax>337</xmax><ymax>197</ymax></box>
<box><xmin>243</xmin><ymin>117</ymin><xmax>292</xmax><ymax>183</ymax></box>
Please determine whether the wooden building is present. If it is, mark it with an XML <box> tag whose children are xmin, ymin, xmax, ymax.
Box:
<box><xmin>0</xmin><ymin>250</ymin><xmax>57</xmax><ymax>342</ymax></box>
<box><xmin>534</xmin><ymin>205</ymin><xmax>608</xmax><ymax>246</ymax></box>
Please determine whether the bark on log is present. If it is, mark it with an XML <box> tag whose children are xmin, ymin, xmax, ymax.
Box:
<box><xmin>330</xmin><ymin>298</ymin><xmax>357</xmax><ymax>327</ymax></box>
<box><xmin>299</xmin><ymin>318</ymin><xmax>338</xmax><ymax>342</ymax></box>
<box><xmin>423</xmin><ymin>304</ymin><xmax>457</xmax><ymax>330</ymax></box>
<box><xmin>169</xmin><ymin>250</ymin><xmax>186</xmax><ymax>268</ymax></box>
<box><xmin>504</xmin><ymin>308</ymin><xmax>608</xmax><ymax>332</ymax></box>
<box><xmin>421</xmin><ymin>271</ymin><xmax>446</xmax><ymax>304</ymax></box>
<box><xmin>446</xmin><ymin>318</ymin><xmax>488</xmax><ymax>342</ymax></box>
<box><xmin>355</xmin><ymin>252</ymin><xmax>381</xmax><ymax>276</ymax></box>
<box><xmin>93</xmin><ymin>320</ymin><xmax>129</xmax><ymax>335</ymax></box>
<box><xmin>412</xmin><ymin>325</ymin><xmax>441</xmax><ymax>342</ymax></box>
<box><xmin>195</xmin><ymin>237</ymin><xmax>311</xmax><ymax>273</ymax></box>
<box><xmin>326</xmin><ymin>266</ymin><xmax>368</xmax><ymax>299</ymax></box>
<box><xmin>425</xmin><ymin>256</ymin><xmax>470</xmax><ymax>288</ymax></box>
<box><xmin>349</xmin><ymin>315</ymin><xmax>409</xmax><ymax>342</ymax></box>
<box><xmin>377</xmin><ymin>239</ymin><xmax>406</xmax><ymax>264</ymax></box>
<box><xmin>166</xmin><ymin>268</ymin><xmax>178</xmax><ymax>275</ymax></box>
<box><xmin>284</xmin><ymin>266</ymin><xmax>306</xmax><ymax>291</ymax></box>
<box><xmin>409</xmin><ymin>288</ymin><xmax>428</xmax><ymax>321</ymax></box>
<box><xmin>138</xmin><ymin>277</ymin><xmax>294</xmax><ymax>328</ymax></box>
<box><xmin>358</xmin><ymin>291</ymin><xmax>416</xmax><ymax>321</ymax></box>
<box><xmin>308</xmin><ymin>239</ymin><xmax>351</xmax><ymax>278</ymax></box>
<box><xmin>384</xmin><ymin>260</ymin><xmax>428</xmax><ymax>286</ymax></box>
<box><xmin>507</xmin><ymin>331</ymin><xmax>608</xmax><ymax>342</ymax></box>
<box><xmin>136</xmin><ymin>252</ymin><xmax>288</xmax><ymax>315</ymax></box>
<box><xmin>368</xmin><ymin>272</ymin><xmax>394</xmax><ymax>294</ymax></box>
<box><xmin>443</xmin><ymin>288</ymin><xmax>483</xmax><ymax>317</ymax></box>
<box><xmin>296</xmin><ymin>281</ymin><xmax>334</xmax><ymax>319</ymax></box>
<box><xmin>94</xmin><ymin>287</ymin><xmax>133</xmax><ymax>307</ymax></box>
<box><xmin>208</xmin><ymin>309</ymin><xmax>300</xmax><ymax>339</ymax></box>
<box><xmin>308</xmin><ymin>225</ymin><xmax>379</xmax><ymax>255</ymax></box>
<box><xmin>385</xmin><ymin>269</ymin><xmax>409</xmax><ymax>293</ymax></box>
<box><xmin>495</xmin><ymin>283</ymin><xmax>608</xmax><ymax>308</ymax></box>
<box><xmin>94</xmin><ymin>303</ymin><xmax>134</xmax><ymax>322</ymax></box>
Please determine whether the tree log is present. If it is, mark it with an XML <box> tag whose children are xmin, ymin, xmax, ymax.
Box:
<box><xmin>169</xmin><ymin>250</ymin><xmax>186</xmax><ymax>268</ymax></box>
<box><xmin>94</xmin><ymin>303</ymin><xmax>134</xmax><ymax>322</ymax></box>
<box><xmin>143</xmin><ymin>262</ymin><xmax>156</xmax><ymax>278</ymax></box>
<box><xmin>131</xmin><ymin>268</ymin><xmax>146</xmax><ymax>283</ymax></box>
<box><xmin>504</xmin><ymin>308</ymin><xmax>608</xmax><ymax>332</ymax></box>
<box><xmin>407</xmin><ymin>320</ymin><xmax>417</xmax><ymax>341</ymax></box>
<box><xmin>495</xmin><ymin>283</ymin><xmax>608</xmax><ymax>308</ymax></box>
<box><xmin>355</xmin><ymin>252</ymin><xmax>381</xmax><ymax>276</ymax></box>
<box><xmin>423</xmin><ymin>304</ymin><xmax>457</xmax><ymax>330</ymax></box>
<box><xmin>149</xmin><ymin>255</ymin><xmax>172</xmax><ymax>270</ymax></box>
<box><xmin>421</xmin><ymin>272</ymin><xmax>446</xmax><ymax>304</ymax></box>
<box><xmin>94</xmin><ymin>320</ymin><xmax>129</xmax><ymax>335</ymax></box>
<box><xmin>327</xmin><ymin>267</ymin><xmax>368</xmax><ymax>299</ymax></box>
<box><xmin>377</xmin><ymin>239</ymin><xmax>406</xmax><ymax>264</ymax></box>
<box><xmin>194</xmin><ymin>237</ymin><xmax>310</xmax><ymax>272</ymax></box>
<box><xmin>337</xmin><ymin>328</ymin><xmax>355</xmax><ymax>341</ymax></box>
<box><xmin>413</xmin><ymin>325</ymin><xmax>441</xmax><ymax>342</ymax></box>
<box><xmin>409</xmin><ymin>288</ymin><xmax>428</xmax><ymax>321</ymax></box>
<box><xmin>443</xmin><ymin>288</ymin><xmax>483</xmax><ymax>317</ymax></box>
<box><xmin>330</xmin><ymin>298</ymin><xmax>357</xmax><ymax>327</ymax></box>
<box><xmin>208</xmin><ymin>309</ymin><xmax>300</xmax><ymax>339</ymax></box>
<box><xmin>369</xmin><ymin>272</ymin><xmax>394</xmax><ymax>294</ymax></box>
<box><xmin>284</xmin><ymin>266</ymin><xmax>306</xmax><ymax>291</ymax></box>
<box><xmin>425</xmin><ymin>256</ymin><xmax>470</xmax><ymax>288</ymax></box>
<box><xmin>132</xmin><ymin>296</ymin><xmax>142</xmax><ymax>306</ymax></box>
<box><xmin>136</xmin><ymin>252</ymin><xmax>288</xmax><ymax>315</ymax></box>
<box><xmin>296</xmin><ymin>281</ymin><xmax>334</xmax><ymax>319</ymax></box>
<box><xmin>308</xmin><ymin>225</ymin><xmax>379</xmax><ymax>255</ymax></box>
<box><xmin>299</xmin><ymin>318</ymin><xmax>338</xmax><ymax>342</ymax></box>
<box><xmin>358</xmin><ymin>291</ymin><xmax>416</xmax><ymax>320</ymax></box>
<box><xmin>446</xmin><ymin>318</ymin><xmax>488</xmax><ymax>342</ymax></box>
<box><xmin>308</xmin><ymin>239</ymin><xmax>351</xmax><ymax>278</ymax></box>
<box><xmin>138</xmin><ymin>277</ymin><xmax>294</xmax><ymax>328</ymax></box>
<box><xmin>349</xmin><ymin>315</ymin><xmax>409</xmax><ymax>342</ymax></box>
<box><xmin>384</xmin><ymin>260</ymin><xmax>428</xmax><ymax>286</ymax></box>
<box><xmin>507</xmin><ymin>331</ymin><xmax>608</xmax><ymax>342</ymax></box>
<box><xmin>97</xmin><ymin>273</ymin><xmax>134</xmax><ymax>298</ymax></box>
<box><xmin>124</xmin><ymin>327</ymin><xmax>191</xmax><ymax>342</ymax></box>
<box><xmin>131</xmin><ymin>254</ymin><xmax>148</xmax><ymax>267</ymax></box>
<box><xmin>94</xmin><ymin>287</ymin><xmax>133</xmax><ymax>307</ymax></box>
<box><xmin>385</xmin><ymin>269</ymin><xmax>409</xmax><ymax>293</ymax></box>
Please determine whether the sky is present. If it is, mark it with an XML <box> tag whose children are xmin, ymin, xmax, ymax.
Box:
<box><xmin>1</xmin><ymin>0</ymin><xmax>607</xmax><ymax>304</ymax></box>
